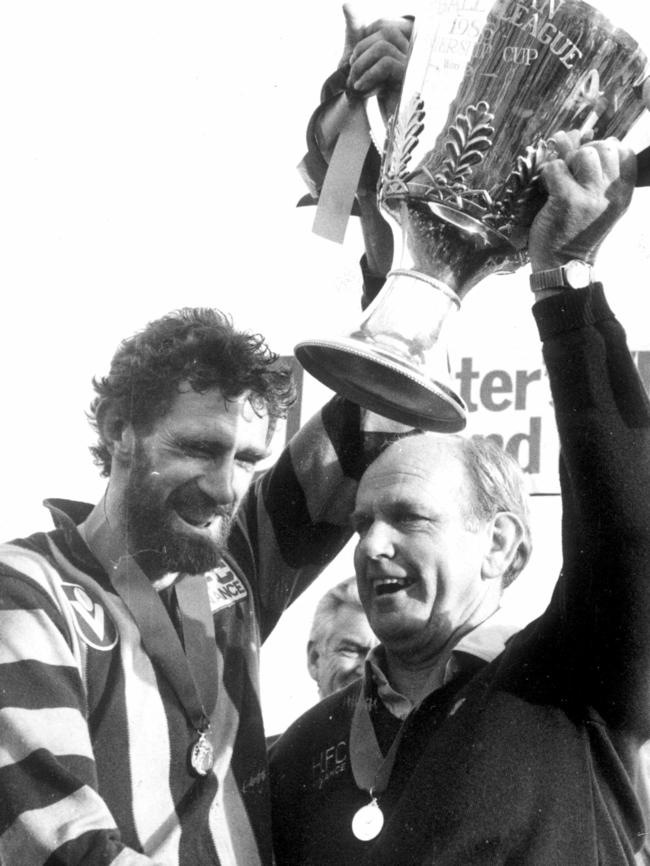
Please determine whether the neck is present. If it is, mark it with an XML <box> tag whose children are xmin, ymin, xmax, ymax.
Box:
<box><xmin>383</xmin><ymin>648</ymin><xmax>452</xmax><ymax>704</ymax></box>
<box><xmin>78</xmin><ymin>492</ymin><xmax>128</xmax><ymax>576</ymax></box>
<box><xmin>79</xmin><ymin>495</ymin><xmax>180</xmax><ymax>600</ymax></box>
<box><xmin>382</xmin><ymin>603</ymin><xmax>500</xmax><ymax>704</ymax></box>
<box><xmin>79</xmin><ymin>488</ymin><xmax>176</xmax><ymax>584</ymax></box>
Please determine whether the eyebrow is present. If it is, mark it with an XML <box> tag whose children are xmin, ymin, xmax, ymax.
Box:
<box><xmin>351</xmin><ymin>499</ymin><xmax>427</xmax><ymax>522</ymax></box>
<box><xmin>349</xmin><ymin>509</ymin><xmax>369</xmax><ymax>529</ymax></box>
<box><xmin>172</xmin><ymin>436</ymin><xmax>268</xmax><ymax>463</ymax></box>
<box><xmin>237</xmin><ymin>445</ymin><xmax>271</xmax><ymax>463</ymax></box>
<box><xmin>173</xmin><ymin>436</ymin><xmax>224</xmax><ymax>455</ymax></box>
<box><xmin>336</xmin><ymin>639</ymin><xmax>370</xmax><ymax>652</ymax></box>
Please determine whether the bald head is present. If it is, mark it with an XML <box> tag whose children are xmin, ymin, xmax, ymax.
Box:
<box><xmin>359</xmin><ymin>432</ymin><xmax>531</xmax><ymax>586</ymax></box>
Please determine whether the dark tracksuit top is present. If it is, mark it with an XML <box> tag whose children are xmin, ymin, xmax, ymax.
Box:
<box><xmin>270</xmin><ymin>285</ymin><xmax>650</xmax><ymax>865</ymax></box>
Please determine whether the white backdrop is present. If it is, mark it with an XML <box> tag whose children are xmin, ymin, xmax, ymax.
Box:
<box><xmin>1</xmin><ymin>1</ymin><xmax>650</xmax><ymax>736</ymax></box>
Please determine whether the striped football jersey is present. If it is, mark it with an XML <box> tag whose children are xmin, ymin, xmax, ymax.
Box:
<box><xmin>0</xmin><ymin>397</ymin><xmax>393</xmax><ymax>865</ymax></box>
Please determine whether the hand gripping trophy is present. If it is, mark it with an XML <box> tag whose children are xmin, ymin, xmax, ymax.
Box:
<box><xmin>295</xmin><ymin>0</ymin><xmax>650</xmax><ymax>431</ymax></box>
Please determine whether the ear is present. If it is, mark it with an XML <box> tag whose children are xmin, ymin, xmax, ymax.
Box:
<box><xmin>95</xmin><ymin>400</ymin><xmax>137</xmax><ymax>469</ymax></box>
<box><xmin>480</xmin><ymin>512</ymin><xmax>526</xmax><ymax>585</ymax></box>
<box><xmin>307</xmin><ymin>640</ymin><xmax>321</xmax><ymax>683</ymax></box>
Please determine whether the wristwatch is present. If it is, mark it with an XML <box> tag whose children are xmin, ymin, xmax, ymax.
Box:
<box><xmin>530</xmin><ymin>259</ymin><xmax>594</xmax><ymax>292</ymax></box>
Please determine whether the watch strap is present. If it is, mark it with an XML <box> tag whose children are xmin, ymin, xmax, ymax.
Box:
<box><xmin>530</xmin><ymin>260</ymin><xmax>594</xmax><ymax>292</ymax></box>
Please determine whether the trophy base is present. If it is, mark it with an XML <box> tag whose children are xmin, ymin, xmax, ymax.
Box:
<box><xmin>294</xmin><ymin>336</ymin><xmax>467</xmax><ymax>432</ymax></box>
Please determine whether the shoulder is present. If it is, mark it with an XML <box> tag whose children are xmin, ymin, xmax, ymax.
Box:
<box><xmin>0</xmin><ymin>538</ymin><xmax>69</xmax><ymax>611</ymax></box>
<box><xmin>0</xmin><ymin>536</ymin><xmax>121</xmax><ymax>660</ymax></box>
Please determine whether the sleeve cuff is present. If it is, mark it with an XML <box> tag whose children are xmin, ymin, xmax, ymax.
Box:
<box><xmin>360</xmin><ymin>254</ymin><xmax>387</xmax><ymax>310</ymax></box>
<box><xmin>299</xmin><ymin>66</ymin><xmax>351</xmax><ymax>200</ymax></box>
<box><xmin>532</xmin><ymin>283</ymin><xmax>614</xmax><ymax>341</ymax></box>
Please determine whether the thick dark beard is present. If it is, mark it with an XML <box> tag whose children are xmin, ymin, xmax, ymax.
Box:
<box><xmin>123</xmin><ymin>443</ymin><xmax>230</xmax><ymax>577</ymax></box>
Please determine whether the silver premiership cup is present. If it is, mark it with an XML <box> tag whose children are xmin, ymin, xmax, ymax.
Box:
<box><xmin>295</xmin><ymin>0</ymin><xmax>649</xmax><ymax>431</ymax></box>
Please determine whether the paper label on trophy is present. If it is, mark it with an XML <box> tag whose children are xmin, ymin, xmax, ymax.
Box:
<box><xmin>404</xmin><ymin>1</ymin><xmax>493</xmax><ymax>154</ymax></box>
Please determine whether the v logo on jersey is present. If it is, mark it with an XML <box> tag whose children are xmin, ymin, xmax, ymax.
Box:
<box><xmin>61</xmin><ymin>582</ymin><xmax>119</xmax><ymax>651</ymax></box>
<box><xmin>72</xmin><ymin>589</ymin><xmax>105</xmax><ymax>638</ymax></box>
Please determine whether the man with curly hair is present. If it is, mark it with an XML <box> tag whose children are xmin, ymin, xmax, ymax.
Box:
<box><xmin>0</xmin><ymin>307</ymin><xmax>396</xmax><ymax>865</ymax></box>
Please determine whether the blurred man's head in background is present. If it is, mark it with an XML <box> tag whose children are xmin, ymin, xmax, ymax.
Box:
<box><xmin>307</xmin><ymin>577</ymin><xmax>377</xmax><ymax>699</ymax></box>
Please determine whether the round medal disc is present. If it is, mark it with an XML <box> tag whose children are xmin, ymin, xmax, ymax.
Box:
<box><xmin>351</xmin><ymin>799</ymin><xmax>384</xmax><ymax>841</ymax></box>
<box><xmin>190</xmin><ymin>733</ymin><xmax>215</xmax><ymax>777</ymax></box>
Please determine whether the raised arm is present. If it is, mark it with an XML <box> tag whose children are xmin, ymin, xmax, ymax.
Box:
<box><xmin>300</xmin><ymin>7</ymin><xmax>411</xmax><ymax>303</ymax></box>
<box><xmin>230</xmin><ymin>398</ymin><xmax>409</xmax><ymax>640</ymax></box>
<box><xmin>528</xmin><ymin>137</ymin><xmax>650</xmax><ymax>738</ymax></box>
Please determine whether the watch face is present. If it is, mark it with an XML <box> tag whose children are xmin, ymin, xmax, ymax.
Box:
<box><xmin>565</xmin><ymin>260</ymin><xmax>591</xmax><ymax>289</ymax></box>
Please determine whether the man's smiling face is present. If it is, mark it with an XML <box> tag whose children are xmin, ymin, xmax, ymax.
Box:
<box><xmin>352</xmin><ymin>435</ymin><xmax>498</xmax><ymax>664</ymax></box>
<box><xmin>122</xmin><ymin>383</ymin><xmax>270</xmax><ymax>576</ymax></box>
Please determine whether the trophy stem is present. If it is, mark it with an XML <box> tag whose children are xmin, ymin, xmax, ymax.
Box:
<box><xmin>295</xmin><ymin>269</ymin><xmax>467</xmax><ymax>432</ymax></box>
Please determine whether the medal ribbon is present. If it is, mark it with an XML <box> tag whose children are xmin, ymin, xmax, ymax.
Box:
<box><xmin>349</xmin><ymin>685</ymin><xmax>409</xmax><ymax>799</ymax></box>
<box><xmin>83</xmin><ymin>518</ymin><xmax>219</xmax><ymax>734</ymax></box>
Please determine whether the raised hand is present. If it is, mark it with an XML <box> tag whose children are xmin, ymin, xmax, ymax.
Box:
<box><xmin>529</xmin><ymin>136</ymin><xmax>636</xmax><ymax>273</ymax></box>
<box><xmin>344</xmin><ymin>6</ymin><xmax>412</xmax><ymax>122</ymax></box>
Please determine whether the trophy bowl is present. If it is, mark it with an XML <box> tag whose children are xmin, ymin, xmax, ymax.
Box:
<box><xmin>295</xmin><ymin>0</ymin><xmax>649</xmax><ymax>431</ymax></box>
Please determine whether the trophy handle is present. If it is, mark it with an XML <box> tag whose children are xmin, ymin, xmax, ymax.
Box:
<box><xmin>365</xmin><ymin>94</ymin><xmax>389</xmax><ymax>160</ymax></box>
<box><xmin>639</xmin><ymin>78</ymin><xmax>650</xmax><ymax>186</ymax></box>
<box><xmin>636</xmin><ymin>146</ymin><xmax>650</xmax><ymax>186</ymax></box>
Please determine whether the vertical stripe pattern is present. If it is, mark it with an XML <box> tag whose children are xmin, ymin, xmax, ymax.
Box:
<box><xmin>0</xmin><ymin>397</ymin><xmax>391</xmax><ymax>864</ymax></box>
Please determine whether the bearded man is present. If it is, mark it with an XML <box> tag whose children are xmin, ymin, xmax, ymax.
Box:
<box><xmin>0</xmin><ymin>308</ymin><xmax>394</xmax><ymax>865</ymax></box>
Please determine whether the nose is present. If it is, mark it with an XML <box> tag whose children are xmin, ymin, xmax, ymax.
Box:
<box><xmin>199</xmin><ymin>457</ymin><xmax>235</xmax><ymax>505</ymax></box>
<box><xmin>356</xmin><ymin>519</ymin><xmax>395</xmax><ymax>560</ymax></box>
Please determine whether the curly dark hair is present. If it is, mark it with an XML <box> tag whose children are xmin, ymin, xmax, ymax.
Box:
<box><xmin>89</xmin><ymin>307</ymin><xmax>296</xmax><ymax>476</ymax></box>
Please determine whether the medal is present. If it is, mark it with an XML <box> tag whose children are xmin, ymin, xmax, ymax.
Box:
<box><xmin>84</xmin><ymin>522</ymin><xmax>222</xmax><ymax>784</ymax></box>
<box><xmin>349</xmin><ymin>684</ymin><xmax>407</xmax><ymax>843</ymax></box>
<box><xmin>190</xmin><ymin>731</ymin><xmax>215</xmax><ymax>776</ymax></box>
<box><xmin>351</xmin><ymin>797</ymin><xmax>384</xmax><ymax>841</ymax></box>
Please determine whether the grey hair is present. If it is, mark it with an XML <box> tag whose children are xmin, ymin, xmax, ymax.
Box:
<box><xmin>453</xmin><ymin>434</ymin><xmax>532</xmax><ymax>588</ymax></box>
<box><xmin>308</xmin><ymin>577</ymin><xmax>364</xmax><ymax>647</ymax></box>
